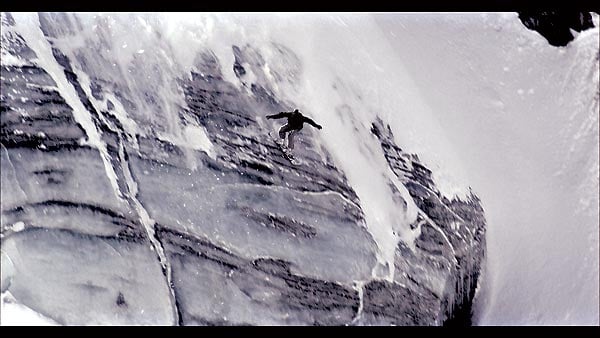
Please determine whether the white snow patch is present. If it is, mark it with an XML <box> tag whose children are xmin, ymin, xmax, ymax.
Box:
<box><xmin>154</xmin><ymin>122</ymin><xmax>216</xmax><ymax>171</ymax></box>
<box><xmin>10</xmin><ymin>222</ymin><xmax>25</xmax><ymax>232</ymax></box>
<box><xmin>0</xmin><ymin>53</ymin><xmax>28</xmax><ymax>67</ymax></box>
<box><xmin>183</xmin><ymin>125</ymin><xmax>216</xmax><ymax>160</ymax></box>
<box><xmin>1</xmin><ymin>292</ymin><xmax>59</xmax><ymax>326</ymax></box>
<box><xmin>350</xmin><ymin>281</ymin><xmax>365</xmax><ymax>324</ymax></box>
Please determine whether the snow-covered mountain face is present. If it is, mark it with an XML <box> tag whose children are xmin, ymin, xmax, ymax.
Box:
<box><xmin>374</xmin><ymin>13</ymin><xmax>599</xmax><ymax>325</ymax></box>
<box><xmin>1</xmin><ymin>12</ymin><xmax>486</xmax><ymax>325</ymax></box>
<box><xmin>0</xmin><ymin>12</ymin><xmax>597</xmax><ymax>326</ymax></box>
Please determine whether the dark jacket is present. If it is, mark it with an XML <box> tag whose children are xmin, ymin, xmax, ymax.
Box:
<box><xmin>266</xmin><ymin>111</ymin><xmax>322</xmax><ymax>130</ymax></box>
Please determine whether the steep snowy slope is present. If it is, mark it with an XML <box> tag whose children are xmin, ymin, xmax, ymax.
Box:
<box><xmin>1</xmin><ymin>12</ymin><xmax>597</xmax><ymax>326</ymax></box>
<box><xmin>1</xmin><ymin>12</ymin><xmax>486</xmax><ymax>325</ymax></box>
<box><xmin>375</xmin><ymin>12</ymin><xmax>599</xmax><ymax>325</ymax></box>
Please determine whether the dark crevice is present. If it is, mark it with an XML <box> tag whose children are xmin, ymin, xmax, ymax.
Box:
<box><xmin>518</xmin><ymin>11</ymin><xmax>596</xmax><ymax>46</ymax></box>
<box><xmin>5</xmin><ymin>200</ymin><xmax>130</xmax><ymax>222</ymax></box>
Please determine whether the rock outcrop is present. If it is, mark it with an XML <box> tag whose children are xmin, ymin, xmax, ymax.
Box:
<box><xmin>518</xmin><ymin>11</ymin><xmax>596</xmax><ymax>47</ymax></box>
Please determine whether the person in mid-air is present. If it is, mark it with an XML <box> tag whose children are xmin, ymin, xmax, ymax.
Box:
<box><xmin>266</xmin><ymin>109</ymin><xmax>322</xmax><ymax>149</ymax></box>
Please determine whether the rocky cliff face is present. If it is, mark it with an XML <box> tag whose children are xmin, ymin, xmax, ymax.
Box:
<box><xmin>370</xmin><ymin>119</ymin><xmax>486</xmax><ymax>325</ymax></box>
<box><xmin>1</xmin><ymin>13</ymin><xmax>486</xmax><ymax>325</ymax></box>
<box><xmin>518</xmin><ymin>11</ymin><xmax>596</xmax><ymax>47</ymax></box>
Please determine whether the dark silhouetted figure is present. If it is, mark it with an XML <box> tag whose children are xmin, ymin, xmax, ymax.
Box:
<box><xmin>266</xmin><ymin>109</ymin><xmax>322</xmax><ymax>149</ymax></box>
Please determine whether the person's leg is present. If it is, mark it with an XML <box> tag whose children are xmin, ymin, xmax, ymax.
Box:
<box><xmin>287</xmin><ymin>130</ymin><xmax>298</xmax><ymax>149</ymax></box>
<box><xmin>278</xmin><ymin>124</ymin><xmax>292</xmax><ymax>139</ymax></box>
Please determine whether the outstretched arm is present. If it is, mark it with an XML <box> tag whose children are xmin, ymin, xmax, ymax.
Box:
<box><xmin>266</xmin><ymin>112</ymin><xmax>292</xmax><ymax>119</ymax></box>
<box><xmin>303</xmin><ymin>116</ymin><xmax>322</xmax><ymax>130</ymax></box>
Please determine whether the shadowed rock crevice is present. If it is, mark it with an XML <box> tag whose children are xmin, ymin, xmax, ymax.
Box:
<box><xmin>518</xmin><ymin>11</ymin><xmax>596</xmax><ymax>47</ymax></box>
